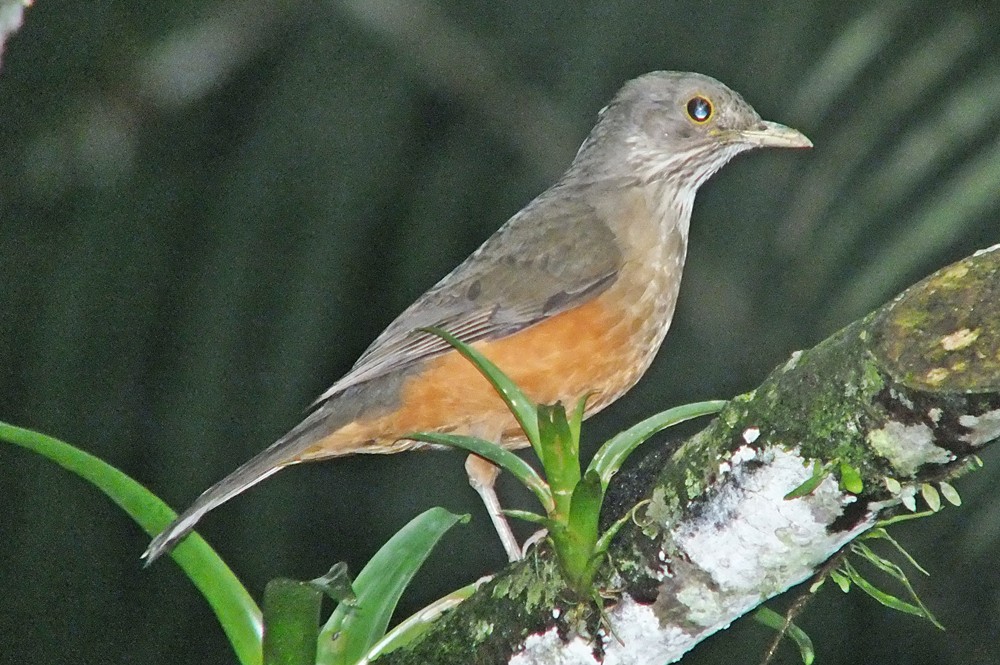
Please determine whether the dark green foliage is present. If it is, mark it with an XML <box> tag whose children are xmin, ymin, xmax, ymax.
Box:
<box><xmin>2</xmin><ymin>3</ymin><xmax>1000</xmax><ymax>664</ymax></box>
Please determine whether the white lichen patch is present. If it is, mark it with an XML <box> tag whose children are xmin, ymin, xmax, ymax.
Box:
<box><xmin>940</xmin><ymin>327</ymin><xmax>980</xmax><ymax>351</ymax></box>
<box><xmin>973</xmin><ymin>243</ymin><xmax>1000</xmax><ymax>257</ymax></box>
<box><xmin>600</xmin><ymin>596</ymin><xmax>692</xmax><ymax>665</ymax></box>
<box><xmin>510</xmin><ymin>627</ymin><xmax>597</xmax><ymax>665</ymax></box>
<box><xmin>927</xmin><ymin>408</ymin><xmax>942</xmax><ymax>424</ymax></box>
<box><xmin>783</xmin><ymin>351</ymin><xmax>803</xmax><ymax>371</ymax></box>
<box><xmin>645</xmin><ymin>486</ymin><xmax>681</xmax><ymax>535</ymax></box>
<box><xmin>719</xmin><ymin>443</ymin><xmax>759</xmax><ymax>479</ymax></box>
<box><xmin>867</xmin><ymin>421</ymin><xmax>954</xmax><ymax>476</ymax></box>
<box><xmin>512</xmin><ymin>446</ymin><xmax>884</xmax><ymax>665</ymax></box>
<box><xmin>717</xmin><ymin>445</ymin><xmax>760</xmax><ymax>482</ymax></box>
<box><xmin>671</xmin><ymin>447</ymin><xmax>862</xmax><ymax>600</ymax></box>
<box><xmin>731</xmin><ymin>445</ymin><xmax>758</xmax><ymax>465</ymax></box>
<box><xmin>958</xmin><ymin>409</ymin><xmax>1000</xmax><ymax>446</ymax></box>
<box><xmin>675</xmin><ymin>578</ymin><xmax>726</xmax><ymax>625</ymax></box>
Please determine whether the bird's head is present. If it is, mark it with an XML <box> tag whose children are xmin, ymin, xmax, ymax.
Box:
<box><xmin>572</xmin><ymin>71</ymin><xmax>812</xmax><ymax>188</ymax></box>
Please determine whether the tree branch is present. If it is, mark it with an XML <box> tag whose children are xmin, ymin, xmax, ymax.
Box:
<box><xmin>375</xmin><ymin>244</ymin><xmax>1000</xmax><ymax>665</ymax></box>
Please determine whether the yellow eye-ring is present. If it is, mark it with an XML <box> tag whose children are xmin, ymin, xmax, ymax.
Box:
<box><xmin>686</xmin><ymin>96</ymin><xmax>713</xmax><ymax>123</ymax></box>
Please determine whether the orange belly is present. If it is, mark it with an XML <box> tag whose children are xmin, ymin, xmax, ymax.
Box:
<box><xmin>297</xmin><ymin>291</ymin><xmax>655</xmax><ymax>459</ymax></box>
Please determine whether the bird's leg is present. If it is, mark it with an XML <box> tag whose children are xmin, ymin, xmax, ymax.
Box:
<box><xmin>465</xmin><ymin>453</ymin><xmax>522</xmax><ymax>561</ymax></box>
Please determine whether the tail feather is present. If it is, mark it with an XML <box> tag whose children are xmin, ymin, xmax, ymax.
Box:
<box><xmin>142</xmin><ymin>407</ymin><xmax>336</xmax><ymax>566</ymax></box>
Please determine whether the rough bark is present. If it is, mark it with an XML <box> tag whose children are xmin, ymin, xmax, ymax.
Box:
<box><xmin>375</xmin><ymin>244</ymin><xmax>1000</xmax><ymax>665</ymax></box>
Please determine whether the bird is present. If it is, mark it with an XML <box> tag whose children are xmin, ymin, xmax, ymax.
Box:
<box><xmin>143</xmin><ymin>71</ymin><xmax>811</xmax><ymax>565</ymax></box>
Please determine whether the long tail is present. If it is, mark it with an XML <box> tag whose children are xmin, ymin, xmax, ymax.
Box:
<box><xmin>142</xmin><ymin>405</ymin><xmax>338</xmax><ymax>566</ymax></box>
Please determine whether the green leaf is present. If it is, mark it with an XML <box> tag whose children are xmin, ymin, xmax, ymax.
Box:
<box><xmin>861</xmin><ymin>529</ymin><xmax>929</xmax><ymax>576</ymax></box>
<box><xmin>838</xmin><ymin>461</ymin><xmax>863</xmax><ymax>494</ymax></box>
<box><xmin>263</xmin><ymin>579</ymin><xmax>322</xmax><ymax>665</ymax></box>
<box><xmin>921</xmin><ymin>483</ymin><xmax>942</xmax><ymax>512</ymax></box>
<box><xmin>784</xmin><ymin>461</ymin><xmax>827</xmax><ymax>500</ymax></box>
<box><xmin>0</xmin><ymin>421</ymin><xmax>263</xmax><ymax>665</ymax></box>
<box><xmin>551</xmin><ymin>471</ymin><xmax>604</xmax><ymax>594</ymax></box>
<box><xmin>406</xmin><ymin>431</ymin><xmax>553</xmax><ymax>512</ymax></box>
<box><xmin>875</xmin><ymin>510</ymin><xmax>935</xmax><ymax>527</ymax></box>
<box><xmin>536</xmin><ymin>402</ymin><xmax>581</xmax><ymax>521</ymax></box>
<box><xmin>589</xmin><ymin>400</ymin><xmax>726</xmax><ymax>489</ymax></box>
<box><xmin>842</xmin><ymin>562</ymin><xmax>943</xmax><ymax>629</ymax></box>
<box><xmin>316</xmin><ymin>507</ymin><xmax>468</xmax><ymax>665</ymax></box>
<box><xmin>753</xmin><ymin>606</ymin><xmax>815</xmax><ymax>665</ymax></box>
<box><xmin>356</xmin><ymin>584</ymin><xmax>478</xmax><ymax>664</ymax></box>
<box><xmin>419</xmin><ymin>327</ymin><xmax>540</xmax><ymax>449</ymax></box>
<box><xmin>503</xmin><ymin>508</ymin><xmax>558</xmax><ymax>530</ymax></box>
<box><xmin>593</xmin><ymin>500</ymin><xmax>648</xmax><ymax>556</ymax></box>
<box><xmin>829</xmin><ymin>569</ymin><xmax>852</xmax><ymax>592</ymax></box>
<box><xmin>939</xmin><ymin>481</ymin><xmax>961</xmax><ymax>506</ymax></box>
<box><xmin>568</xmin><ymin>394</ymin><xmax>590</xmax><ymax>447</ymax></box>
<box><xmin>566</xmin><ymin>471</ymin><xmax>603</xmax><ymax>548</ymax></box>
<box><xmin>808</xmin><ymin>575</ymin><xmax>827</xmax><ymax>594</ymax></box>
<box><xmin>851</xmin><ymin>542</ymin><xmax>908</xmax><ymax>583</ymax></box>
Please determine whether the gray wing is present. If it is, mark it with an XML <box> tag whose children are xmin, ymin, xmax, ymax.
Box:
<box><xmin>312</xmin><ymin>190</ymin><xmax>623</xmax><ymax>405</ymax></box>
<box><xmin>142</xmin><ymin>186</ymin><xmax>624</xmax><ymax>566</ymax></box>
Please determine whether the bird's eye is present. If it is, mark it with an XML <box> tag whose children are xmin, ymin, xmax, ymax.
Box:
<box><xmin>686</xmin><ymin>96</ymin><xmax>713</xmax><ymax>123</ymax></box>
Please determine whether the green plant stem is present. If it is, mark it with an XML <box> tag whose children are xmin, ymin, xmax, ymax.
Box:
<box><xmin>537</xmin><ymin>403</ymin><xmax>580</xmax><ymax>522</ymax></box>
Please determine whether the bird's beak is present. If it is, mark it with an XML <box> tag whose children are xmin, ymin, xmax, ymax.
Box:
<box><xmin>737</xmin><ymin>121</ymin><xmax>813</xmax><ymax>149</ymax></box>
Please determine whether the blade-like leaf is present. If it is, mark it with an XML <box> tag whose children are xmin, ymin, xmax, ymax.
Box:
<box><xmin>861</xmin><ymin>528</ymin><xmax>930</xmax><ymax>575</ymax></box>
<box><xmin>551</xmin><ymin>471</ymin><xmax>604</xmax><ymax>593</ymax></box>
<box><xmin>503</xmin><ymin>509</ymin><xmax>561</xmax><ymax>532</ymax></box>
<box><xmin>0</xmin><ymin>421</ymin><xmax>263</xmax><ymax>665</ymax></box>
<box><xmin>754</xmin><ymin>606</ymin><xmax>815</xmax><ymax>665</ymax></box>
<box><xmin>536</xmin><ymin>403</ymin><xmax>580</xmax><ymax>520</ymax></box>
<box><xmin>843</xmin><ymin>562</ymin><xmax>942</xmax><ymax>628</ymax></box>
<box><xmin>566</xmin><ymin>471</ymin><xmax>603</xmax><ymax>550</ymax></box>
<box><xmin>939</xmin><ymin>481</ymin><xmax>961</xmax><ymax>506</ymax></box>
<box><xmin>594</xmin><ymin>500</ymin><xmax>649</xmax><ymax>556</ymax></box>
<box><xmin>851</xmin><ymin>542</ymin><xmax>908</xmax><ymax>584</ymax></box>
<box><xmin>356</xmin><ymin>584</ymin><xmax>478</xmax><ymax>665</ymax></box>
<box><xmin>784</xmin><ymin>461</ymin><xmax>827</xmax><ymax>500</ymax></box>
<box><xmin>568</xmin><ymin>394</ymin><xmax>590</xmax><ymax>446</ymax></box>
<box><xmin>420</xmin><ymin>327</ymin><xmax>540</xmax><ymax>449</ymax></box>
<box><xmin>589</xmin><ymin>400</ymin><xmax>726</xmax><ymax>489</ymax></box>
<box><xmin>407</xmin><ymin>431</ymin><xmax>553</xmax><ymax>512</ymax></box>
<box><xmin>316</xmin><ymin>507</ymin><xmax>469</xmax><ymax>665</ymax></box>
<box><xmin>875</xmin><ymin>510</ymin><xmax>935</xmax><ymax>527</ymax></box>
<box><xmin>829</xmin><ymin>569</ymin><xmax>852</xmax><ymax>592</ymax></box>
<box><xmin>921</xmin><ymin>482</ymin><xmax>942</xmax><ymax>512</ymax></box>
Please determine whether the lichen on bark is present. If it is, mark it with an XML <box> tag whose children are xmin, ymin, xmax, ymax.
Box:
<box><xmin>376</xmin><ymin>245</ymin><xmax>1000</xmax><ymax>665</ymax></box>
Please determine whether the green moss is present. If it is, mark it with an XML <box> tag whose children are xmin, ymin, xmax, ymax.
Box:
<box><xmin>643</xmin><ymin>310</ymin><xmax>902</xmax><ymax>535</ymax></box>
<box><xmin>492</xmin><ymin>553</ymin><xmax>563</xmax><ymax>613</ymax></box>
<box><xmin>389</xmin><ymin>556</ymin><xmax>555</xmax><ymax>664</ymax></box>
<box><xmin>640</xmin><ymin>251</ymin><xmax>1000</xmax><ymax>541</ymax></box>
<box><xmin>875</xmin><ymin>249</ymin><xmax>1000</xmax><ymax>392</ymax></box>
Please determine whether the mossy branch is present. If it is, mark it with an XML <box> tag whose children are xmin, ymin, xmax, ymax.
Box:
<box><xmin>376</xmin><ymin>245</ymin><xmax>1000</xmax><ymax>665</ymax></box>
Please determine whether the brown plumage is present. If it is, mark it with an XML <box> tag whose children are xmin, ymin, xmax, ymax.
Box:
<box><xmin>143</xmin><ymin>71</ymin><xmax>811</xmax><ymax>564</ymax></box>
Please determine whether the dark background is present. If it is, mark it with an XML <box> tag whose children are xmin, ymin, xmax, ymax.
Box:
<box><xmin>2</xmin><ymin>1</ymin><xmax>1000</xmax><ymax>663</ymax></box>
